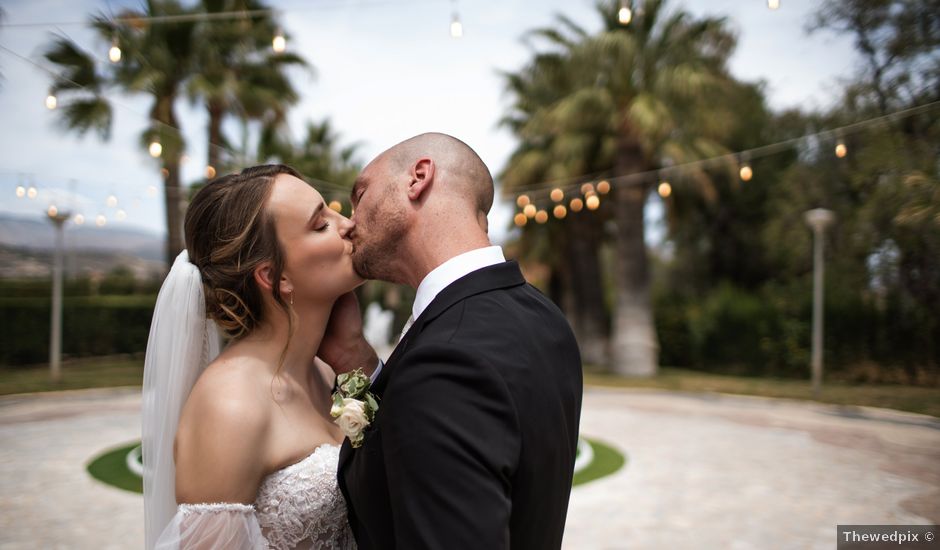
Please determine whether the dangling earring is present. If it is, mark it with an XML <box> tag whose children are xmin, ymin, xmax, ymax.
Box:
<box><xmin>289</xmin><ymin>291</ymin><xmax>294</xmax><ymax>306</ymax></box>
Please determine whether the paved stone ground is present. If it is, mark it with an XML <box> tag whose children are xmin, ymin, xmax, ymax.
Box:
<box><xmin>1</xmin><ymin>386</ymin><xmax>938</xmax><ymax>549</ymax></box>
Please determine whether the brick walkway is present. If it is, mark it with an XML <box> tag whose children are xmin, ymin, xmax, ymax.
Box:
<box><xmin>1</xmin><ymin>386</ymin><xmax>937</xmax><ymax>549</ymax></box>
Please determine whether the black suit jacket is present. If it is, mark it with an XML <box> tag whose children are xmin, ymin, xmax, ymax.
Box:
<box><xmin>338</xmin><ymin>261</ymin><xmax>583</xmax><ymax>549</ymax></box>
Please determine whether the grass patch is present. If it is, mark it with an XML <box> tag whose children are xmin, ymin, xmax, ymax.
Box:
<box><xmin>573</xmin><ymin>437</ymin><xmax>626</xmax><ymax>487</ymax></box>
<box><xmin>87</xmin><ymin>441</ymin><xmax>143</xmax><ymax>494</ymax></box>
<box><xmin>585</xmin><ymin>367</ymin><xmax>940</xmax><ymax>418</ymax></box>
<box><xmin>0</xmin><ymin>357</ymin><xmax>143</xmax><ymax>396</ymax></box>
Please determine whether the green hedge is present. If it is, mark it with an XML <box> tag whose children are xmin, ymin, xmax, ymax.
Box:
<box><xmin>0</xmin><ymin>295</ymin><xmax>156</xmax><ymax>366</ymax></box>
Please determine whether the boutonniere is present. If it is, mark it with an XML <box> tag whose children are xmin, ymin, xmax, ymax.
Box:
<box><xmin>330</xmin><ymin>368</ymin><xmax>379</xmax><ymax>448</ymax></box>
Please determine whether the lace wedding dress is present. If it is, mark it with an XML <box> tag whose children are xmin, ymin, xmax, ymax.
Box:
<box><xmin>154</xmin><ymin>444</ymin><xmax>355</xmax><ymax>549</ymax></box>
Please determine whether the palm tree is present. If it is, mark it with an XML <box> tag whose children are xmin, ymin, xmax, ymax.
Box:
<box><xmin>504</xmin><ymin>0</ymin><xmax>741</xmax><ymax>376</ymax></box>
<box><xmin>189</xmin><ymin>0</ymin><xmax>310</xmax><ymax>173</ymax></box>
<box><xmin>45</xmin><ymin>0</ymin><xmax>200</xmax><ymax>266</ymax></box>
<box><xmin>500</xmin><ymin>38</ymin><xmax>612</xmax><ymax>367</ymax></box>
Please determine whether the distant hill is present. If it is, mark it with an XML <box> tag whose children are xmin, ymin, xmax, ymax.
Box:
<box><xmin>0</xmin><ymin>215</ymin><xmax>166</xmax><ymax>279</ymax></box>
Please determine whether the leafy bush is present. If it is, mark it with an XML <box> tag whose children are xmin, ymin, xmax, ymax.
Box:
<box><xmin>0</xmin><ymin>295</ymin><xmax>156</xmax><ymax>366</ymax></box>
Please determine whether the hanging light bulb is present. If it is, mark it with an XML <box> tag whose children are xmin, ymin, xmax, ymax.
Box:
<box><xmin>581</xmin><ymin>182</ymin><xmax>595</xmax><ymax>196</ymax></box>
<box><xmin>550</xmin><ymin>188</ymin><xmax>564</xmax><ymax>202</ymax></box>
<box><xmin>523</xmin><ymin>204</ymin><xmax>537</xmax><ymax>218</ymax></box>
<box><xmin>597</xmin><ymin>180</ymin><xmax>611</xmax><ymax>194</ymax></box>
<box><xmin>45</xmin><ymin>93</ymin><xmax>58</xmax><ymax>110</ymax></box>
<box><xmin>658</xmin><ymin>181</ymin><xmax>672</xmax><ymax>198</ymax></box>
<box><xmin>516</xmin><ymin>194</ymin><xmax>530</xmax><ymax>207</ymax></box>
<box><xmin>74</xmin><ymin>214</ymin><xmax>85</xmax><ymax>225</ymax></box>
<box><xmin>116</xmin><ymin>209</ymin><xmax>127</xmax><ymax>221</ymax></box>
<box><xmin>149</xmin><ymin>140</ymin><xmax>163</xmax><ymax>158</ymax></box>
<box><xmin>767</xmin><ymin>0</ymin><xmax>780</xmax><ymax>10</ymax></box>
<box><xmin>106</xmin><ymin>194</ymin><xmax>118</xmax><ymax>208</ymax></box>
<box><xmin>96</xmin><ymin>214</ymin><xmax>107</xmax><ymax>227</ymax></box>
<box><xmin>27</xmin><ymin>186</ymin><xmax>38</xmax><ymax>199</ymax></box>
<box><xmin>272</xmin><ymin>29</ymin><xmax>287</xmax><ymax>53</ymax></box>
<box><xmin>618</xmin><ymin>1</ymin><xmax>633</xmax><ymax>25</ymax></box>
<box><xmin>739</xmin><ymin>163</ymin><xmax>753</xmax><ymax>182</ymax></box>
<box><xmin>450</xmin><ymin>13</ymin><xmax>463</xmax><ymax>38</ymax></box>
<box><xmin>553</xmin><ymin>205</ymin><xmax>567</xmax><ymax>219</ymax></box>
<box><xmin>586</xmin><ymin>195</ymin><xmax>601</xmax><ymax>210</ymax></box>
<box><xmin>15</xmin><ymin>185</ymin><xmax>25</xmax><ymax>198</ymax></box>
<box><xmin>513</xmin><ymin>213</ymin><xmax>527</xmax><ymax>227</ymax></box>
<box><xmin>329</xmin><ymin>200</ymin><xmax>343</xmax><ymax>213</ymax></box>
<box><xmin>835</xmin><ymin>141</ymin><xmax>847</xmax><ymax>158</ymax></box>
<box><xmin>570</xmin><ymin>198</ymin><xmax>584</xmax><ymax>212</ymax></box>
<box><xmin>535</xmin><ymin>210</ymin><xmax>549</xmax><ymax>224</ymax></box>
<box><xmin>109</xmin><ymin>37</ymin><xmax>122</xmax><ymax>63</ymax></box>
<box><xmin>146</xmin><ymin>185</ymin><xmax>158</xmax><ymax>198</ymax></box>
<box><xmin>47</xmin><ymin>205</ymin><xmax>59</xmax><ymax>217</ymax></box>
<box><xmin>206</xmin><ymin>165</ymin><xmax>217</xmax><ymax>179</ymax></box>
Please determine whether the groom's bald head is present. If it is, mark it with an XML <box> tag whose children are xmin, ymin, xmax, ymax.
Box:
<box><xmin>384</xmin><ymin>133</ymin><xmax>494</xmax><ymax>216</ymax></box>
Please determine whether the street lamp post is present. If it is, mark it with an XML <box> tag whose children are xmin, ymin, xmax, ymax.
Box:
<box><xmin>47</xmin><ymin>208</ymin><xmax>71</xmax><ymax>383</ymax></box>
<box><xmin>803</xmin><ymin>208</ymin><xmax>834</xmax><ymax>398</ymax></box>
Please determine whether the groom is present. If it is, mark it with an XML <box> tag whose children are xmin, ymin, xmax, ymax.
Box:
<box><xmin>320</xmin><ymin>133</ymin><xmax>582</xmax><ymax>549</ymax></box>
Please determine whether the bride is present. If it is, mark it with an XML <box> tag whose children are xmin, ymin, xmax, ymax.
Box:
<box><xmin>143</xmin><ymin>164</ymin><xmax>365</xmax><ymax>549</ymax></box>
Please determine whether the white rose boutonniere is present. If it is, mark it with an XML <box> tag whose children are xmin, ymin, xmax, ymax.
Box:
<box><xmin>330</xmin><ymin>369</ymin><xmax>379</xmax><ymax>448</ymax></box>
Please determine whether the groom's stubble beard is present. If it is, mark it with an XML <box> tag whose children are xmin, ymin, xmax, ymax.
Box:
<box><xmin>351</xmin><ymin>196</ymin><xmax>409</xmax><ymax>284</ymax></box>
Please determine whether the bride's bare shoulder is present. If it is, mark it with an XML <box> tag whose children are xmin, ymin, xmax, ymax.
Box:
<box><xmin>174</xmin><ymin>354</ymin><xmax>272</xmax><ymax>504</ymax></box>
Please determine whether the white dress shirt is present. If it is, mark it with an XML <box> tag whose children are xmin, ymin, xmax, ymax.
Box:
<box><xmin>370</xmin><ymin>245</ymin><xmax>506</xmax><ymax>382</ymax></box>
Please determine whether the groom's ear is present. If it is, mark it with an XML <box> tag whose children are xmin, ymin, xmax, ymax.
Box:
<box><xmin>407</xmin><ymin>157</ymin><xmax>434</xmax><ymax>201</ymax></box>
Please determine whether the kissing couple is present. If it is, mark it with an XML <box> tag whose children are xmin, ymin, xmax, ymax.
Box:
<box><xmin>142</xmin><ymin>133</ymin><xmax>583</xmax><ymax>549</ymax></box>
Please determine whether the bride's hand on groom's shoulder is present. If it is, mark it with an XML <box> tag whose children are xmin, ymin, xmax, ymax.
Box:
<box><xmin>319</xmin><ymin>291</ymin><xmax>379</xmax><ymax>377</ymax></box>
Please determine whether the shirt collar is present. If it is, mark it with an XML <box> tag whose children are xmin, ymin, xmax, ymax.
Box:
<box><xmin>412</xmin><ymin>245</ymin><xmax>506</xmax><ymax>320</ymax></box>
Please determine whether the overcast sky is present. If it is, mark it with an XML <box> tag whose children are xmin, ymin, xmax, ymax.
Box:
<box><xmin>0</xmin><ymin>0</ymin><xmax>857</xmax><ymax>242</ymax></box>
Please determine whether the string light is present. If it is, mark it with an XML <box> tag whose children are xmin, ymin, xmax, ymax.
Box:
<box><xmin>514</xmin><ymin>213</ymin><xmax>527</xmax><ymax>227</ymax></box>
<box><xmin>15</xmin><ymin>185</ymin><xmax>25</xmax><ymax>198</ymax></box>
<box><xmin>580</xmin><ymin>182</ymin><xmax>595</xmax><ymax>196</ymax></box>
<box><xmin>597</xmin><ymin>180</ymin><xmax>611</xmax><ymax>194</ymax></box>
<box><xmin>535</xmin><ymin>210</ymin><xmax>548</xmax><ymax>224</ymax></box>
<box><xmin>618</xmin><ymin>0</ymin><xmax>632</xmax><ymax>25</ymax></box>
<box><xmin>835</xmin><ymin>141</ymin><xmax>847</xmax><ymax>158</ymax></box>
<box><xmin>553</xmin><ymin>205</ymin><xmax>567</xmax><ymax>219</ymax></box>
<box><xmin>45</xmin><ymin>93</ymin><xmax>57</xmax><ymax>110</ymax></box>
<box><xmin>272</xmin><ymin>28</ymin><xmax>286</xmax><ymax>53</ymax></box>
<box><xmin>116</xmin><ymin>209</ymin><xmax>127</xmax><ymax>221</ymax></box>
<box><xmin>767</xmin><ymin>0</ymin><xmax>780</xmax><ymax>10</ymax></box>
<box><xmin>329</xmin><ymin>200</ymin><xmax>343</xmax><ymax>212</ymax></box>
<box><xmin>450</xmin><ymin>13</ymin><xmax>463</xmax><ymax>38</ymax></box>
<box><xmin>206</xmin><ymin>165</ymin><xmax>216</xmax><ymax>178</ymax></box>
<box><xmin>523</xmin><ymin>204</ymin><xmax>537</xmax><ymax>218</ymax></box>
<box><xmin>739</xmin><ymin>163</ymin><xmax>753</xmax><ymax>182</ymax></box>
<box><xmin>27</xmin><ymin>185</ymin><xmax>38</xmax><ymax>199</ymax></box>
<box><xmin>658</xmin><ymin>181</ymin><xmax>672</xmax><ymax>198</ymax></box>
<box><xmin>106</xmin><ymin>194</ymin><xmax>118</xmax><ymax>208</ymax></box>
<box><xmin>47</xmin><ymin>205</ymin><xmax>58</xmax><ymax>217</ymax></box>
<box><xmin>74</xmin><ymin>214</ymin><xmax>85</xmax><ymax>225</ymax></box>
<box><xmin>148</xmin><ymin>139</ymin><xmax>163</xmax><ymax>158</ymax></box>
<box><xmin>550</xmin><ymin>188</ymin><xmax>564</xmax><ymax>202</ymax></box>
<box><xmin>95</xmin><ymin>214</ymin><xmax>107</xmax><ymax>227</ymax></box>
<box><xmin>516</xmin><ymin>194</ymin><xmax>530</xmax><ymax>207</ymax></box>
<box><xmin>570</xmin><ymin>198</ymin><xmax>584</xmax><ymax>212</ymax></box>
<box><xmin>586</xmin><ymin>195</ymin><xmax>600</xmax><ymax>210</ymax></box>
<box><xmin>108</xmin><ymin>37</ymin><xmax>122</xmax><ymax>63</ymax></box>
<box><xmin>146</xmin><ymin>185</ymin><xmax>158</xmax><ymax>198</ymax></box>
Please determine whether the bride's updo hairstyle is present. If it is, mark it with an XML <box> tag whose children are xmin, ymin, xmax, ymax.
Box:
<box><xmin>184</xmin><ymin>164</ymin><xmax>302</xmax><ymax>339</ymax></box>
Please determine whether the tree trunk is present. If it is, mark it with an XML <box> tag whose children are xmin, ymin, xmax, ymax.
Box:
<box><xmin>567</xmin><ymin>212</ymin><xmax>610</xmax><ymax>367</ymax></box>
<box><xmin>162</xmin><ymin>159</ymin><xmax>184</xmax><ymax>266</ymax></box>
<box><xmin>207</xmin><ymin>101</ymin><xmax>224</xmax><ymax>172</ymax></box>
<box><xmin>611</xmin><ymin>137</ymin><xmax>659</xmax><ymax>377</ymax></box>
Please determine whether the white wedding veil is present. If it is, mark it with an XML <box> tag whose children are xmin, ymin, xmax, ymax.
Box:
<box><xmin>142</xmin><ymin>250</ymin><xmax>221</xmax><ymax>549</ymax></box>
